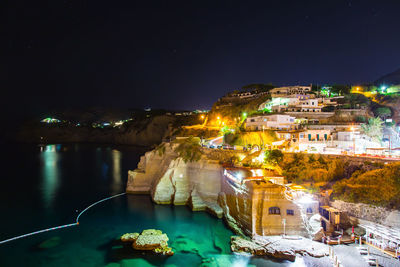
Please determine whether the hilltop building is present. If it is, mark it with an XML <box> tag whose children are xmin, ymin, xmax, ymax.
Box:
<box><xmin>269</xmin><ymin>85</ymin><xmax>312</xmax><ymax>98</ymax></box>
<box><xmin>245</xmin><ymin>114</ymin><xmax>296</xmax><ymax>131</ymax></box>
<box><xmin>259</xmin><ymin>95</ymin><xmax>335</xmax><ymax>113</ymax></box>
<box><xmin>218</xmin><ymin>89</ymin><xmax>268</xmax><ymax>103</ymax></box>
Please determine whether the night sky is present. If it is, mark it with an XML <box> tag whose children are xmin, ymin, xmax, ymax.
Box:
<box><xmin>2</xmin><ymin>0</ymin><xmax>400</xmax><ymax>116</ymax></box>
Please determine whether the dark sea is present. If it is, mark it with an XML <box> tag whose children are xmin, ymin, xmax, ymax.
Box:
<box><xmin>0</xmin><ymin>143</ymin><xmax>306</xmax><ymax>266</ymax></box>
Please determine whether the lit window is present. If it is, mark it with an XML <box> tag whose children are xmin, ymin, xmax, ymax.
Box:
<box><xmin>269</xmin><ymin>207</ymin><xmax>280</xmax><ymax>215</ymax></box>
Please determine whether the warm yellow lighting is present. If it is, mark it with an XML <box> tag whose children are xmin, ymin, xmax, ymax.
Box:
<box><xmin>350</xmin><ymin>127</ymin><xmax>355</xmax><ymax>131</ymax></box>
<box><xmin>217</xmin><ymin>116</ymin><xmax>220</xmax><ymax>120</ymax></box>
<box><xmin>200</xmin><ymin>115</ymin><xmax>205</xmax><ymax>119</ymax></box>
<box><xmin>356</xmin><ymin>87</ymin><xmax>360</xmax><ymax>91</ymax></box>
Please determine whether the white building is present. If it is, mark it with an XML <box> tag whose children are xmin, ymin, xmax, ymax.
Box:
<box><xmin>334</xmin><ymin>131</ymin><xmax>381</xmax><ymax>154</ymax></box>
<box><xmin>274</xmin><ymin>126</ymin><xmax>382</xmax><ymax>154</ymax></box>
<box><xmin>270</xmin><ymin>85</ymin><xmax>312</xmax><ymax>98</ymax></box>
<box><xmin>259</xmin><ymin>95</ymin><xmax>323</xmax><ymax>113</ymax></box>
<box><xmin>245</xmin><ymin>114</ymin><xmax>296</xmax><ymax>131</ymax></box>
<box><xmin>259</xmin><ymin>97</ymin><xmax>300</xmax><ymax>112</ymax></box>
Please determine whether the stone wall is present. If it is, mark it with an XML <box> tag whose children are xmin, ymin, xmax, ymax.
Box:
<box><xmin>330</xmin><ymin>200</ymin><xmax>400</xmax><ymax>228</ymax></box>
<box><xmin>219</xmin><ymin>175</ymin><xmax>308</xmax><ymax>237</ymax></box>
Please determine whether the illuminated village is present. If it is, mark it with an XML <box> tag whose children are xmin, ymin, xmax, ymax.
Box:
<box><xmin>122</xmin><ymin>83</ymin><xmax>400</xmax><ymax>266</ymax></box>
<box><xmin>4</xmin><ymin>1</ymin><xmax>400</xmax><ymax>266</ymax></box>
<box><xmin>28</xmin><ymin>81</ymin><xmax>400</xmax><ymax>265</ymax></box>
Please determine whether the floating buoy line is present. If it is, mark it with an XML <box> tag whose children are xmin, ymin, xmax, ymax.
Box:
<box><xmin>0</xmin><ymin>192</ymin><xmax>126</xmax><ymax>245</ymax></box>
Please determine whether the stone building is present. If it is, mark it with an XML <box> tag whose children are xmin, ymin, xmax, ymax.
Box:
<box><xmin>220</xmin><ymin>167</ymin><xmax>317</xmax><ymax>237</ymax></box>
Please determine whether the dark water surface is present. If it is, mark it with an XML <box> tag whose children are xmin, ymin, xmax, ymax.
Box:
<box><xmin>0</xmin><ymin>144</ymin><xmax>302</xmax><ymax>266</ymax></box>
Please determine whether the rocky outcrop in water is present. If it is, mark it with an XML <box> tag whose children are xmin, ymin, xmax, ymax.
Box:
<box><xmin>120</xmin><ymin>229</ymin><xmax>173</xmax><ymax>256</ymax></box>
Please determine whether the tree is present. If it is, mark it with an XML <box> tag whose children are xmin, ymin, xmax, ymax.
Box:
<box><xmin>331</xmin><ymin>84</ymin><xmax>351</xmax><ymax>95</ymax></box>
<box><xmin>264</xmin><ymin>149</ymin><xmax>284</xmax><ymax>165</ymax></box>
<box><xmin>374</xmin><ymin>107</ymin><xmax>391</xmax><ymax>119</ymax></box>
<box><xmin>361</xmin><ymin>117</ymin><xmax>384</xmax><ymax>143</ymax></box>
<box><xmin>311</xmin><ymin>84</ymin><xmax>321</xmax><ymax>92</ymax></box>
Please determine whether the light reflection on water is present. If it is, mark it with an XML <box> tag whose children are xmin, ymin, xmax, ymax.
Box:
<box><xmin>40</xmin><ymin>145</ymin><xmax>60</xmax><ymax>209</ymax></box>
<box><xmin>0</xmin><ymin>144</ymin><xmax>325</xmax><ymax>266</ymax></box>
<box><xmin>111</xmin><ymin>149</ymin><xmax>122</xmax><ymax>195</ymax></box>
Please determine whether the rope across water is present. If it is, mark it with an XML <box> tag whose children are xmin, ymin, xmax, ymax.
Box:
<box><xmin>0</xmin><ymin>192</ymin><xmax>126</xmax><ymax>245</ymax></box>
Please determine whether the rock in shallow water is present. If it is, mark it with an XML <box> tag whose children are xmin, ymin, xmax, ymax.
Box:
<box><xmin>120</xmin><ymin>233</ymin><xmax>139</xmax><ymax>242</ymax></box>
<box><xmin>120</xmin><ymin>229</ymin><xmax>174</xmax><ymax>256</ymax></box>
<box><xmin>230</xmin><ymin>235</ymin><xmax>329</xmax><ymax>262</ymax></box>
<box><xmin>38</xmin><ymin>236</ymin><xmax>61</xmax><ymax>249</ymax></box>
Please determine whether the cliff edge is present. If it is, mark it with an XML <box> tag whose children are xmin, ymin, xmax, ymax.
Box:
<box><xmin>126</xmin><ymin>143</ymin><xmax>224</xmax><ymax>217</ymax></box>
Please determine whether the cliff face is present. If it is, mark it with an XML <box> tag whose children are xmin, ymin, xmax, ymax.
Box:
<box><xmin>126</xmin><ymin>143</ymin><xmax>224</xmax><ymax>217</ymax></box>
<box><xmin>331</xmin><ymin>200</ymin><xmax>400</xmax><ymax>228</ymax></box>
<box><xmin>127</xmin><ymin>144</ymin><xmax>314</xmax><ymax>238</ymax></box>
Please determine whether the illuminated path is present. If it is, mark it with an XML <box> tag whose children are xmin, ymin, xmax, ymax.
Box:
<box><xmin>0</xmin><ymin>192</ymin><xmax>126</xmax><ymax>245</ymax></box>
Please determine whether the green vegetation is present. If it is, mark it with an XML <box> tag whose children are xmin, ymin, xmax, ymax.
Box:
<box><xmin>374</xmin><ymin>107</ymin><xmax>391</xmax><ymax>119</ymax></box>
<box><xmin>281</xmin><ymin>153</ymin><xmax>345</xmax><ymax>184</ymax></box>
<box><xmin>278</xmin><ymin>153</ymin><xmax>399</xmax><ymax>209</ymax></box>
<box><xmin>264</xmin><ymin>149</ymin><xmax>283</xmax><ymax>166</ymax></box>
<box><xmin>155</xmin><ymin>142</ymin><xmax>166</xmax><ymax>156</ymax></box>
<box><xmin>209</xmin><ymin>90</ymin><xmax>271</xmax><ymax>126</ymax></box>
<box><xmin>361</xmin><ymin>117</ymin><xmax>384</xmax><ymax>143</ymax></box>
<box><xmin>173</xmin><ymin>136</ymin><xmax>203</xmax><ymax>163</ymax></box>
<box><xmin>224</xmin><ymin>130</ymin><xmax>278</xmax><ymax>147</ymax></box>
<box><xmin>332</xmin><ymin>162</ymin><xmax>400</xmax><ymax>209</ymax></box>
<box><xmin>330</xmin><ymin>84</ymin><xmax>351</xmax><ymax>95</ymax></box>
<box><xmin>342</xmin><ymin>93</ymin><xmax>371</xmax><ymax>109</ymax></box>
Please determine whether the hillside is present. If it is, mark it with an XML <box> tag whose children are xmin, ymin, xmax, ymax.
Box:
<box><xmin>375</xmin><ymin>67</ymin><xmax>400</xmax><ymax>86</ymax></box>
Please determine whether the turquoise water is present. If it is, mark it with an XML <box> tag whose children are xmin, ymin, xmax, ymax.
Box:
<box><xmin>0</xmin><ymin>144</ymin><xmax>306</xmax><ymax>266</ymax></box>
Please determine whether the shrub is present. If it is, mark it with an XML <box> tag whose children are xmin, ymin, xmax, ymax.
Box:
<box><xmin>173</xmin><ymin>136</ymin><xmax>203</xmax><ymax>163</ymax></box>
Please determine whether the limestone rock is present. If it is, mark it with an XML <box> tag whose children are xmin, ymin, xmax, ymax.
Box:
<box><xmin>133</xmin><ymin>233</ymin><xmax>168</xmax><ymax>250</ymax></box>
<box><xmin>121</xmin><ymin>229</ymin><xmax>174</xmax><ymax>256</ymax></box>
<box><xmin>231</xmin><ymin>235</ymin><xmax>329</xmax><ymax>262</ymax></box>
<box><xmin>127</xmin><ymin>144</ymin><xmax>225</xmax><ymax>218</ymax></box>
<box><xmin>230</xmin><ymin>236</ymin><xmax>266</xmax><ymax>255</ymax></box>
<box><xmin>120</xmin><ymin>233</ymin><xmax>139</xmax><ymax>242</ymax></box>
